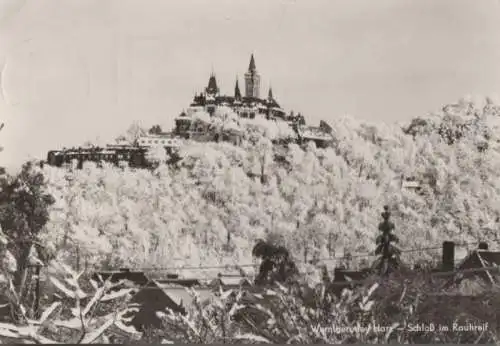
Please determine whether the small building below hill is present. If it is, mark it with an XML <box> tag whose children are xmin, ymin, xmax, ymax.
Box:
<box><xmin>330</xmin><ymin>268</ymin><xmax>372</xmax><ymax>296</ymax></box>
<box><xmin>91</xmin><ymin>269</ymin><xmax>222</xmax><ymax>332</ymax></box>
<box><xmin>91</xmin><ymin>269</ymin><xmax>150</xmax><ymax>288</ymax></box>
<box><xmin>437</xmin><ymin>241</ymin><xmax>500</xmax><ymax>294</ymax></box>
<box><xmin>136</xmin><ymin>134</ymin><xmax>181</xmax><ymax>149</ymax></box>
<box><xmin>450</xmin><ymin>245</ymin><xmax>500</xmax><ymax>290</ymax></box>
<box><xmin>294</xmin><ymin>123</ymin><xmax>334</xmax><ymax>148</ymax></box>
<box><xmin>127</xmin><ymin>279</ymin><xmax>215</xmax><ymax>331</ymax></box>
<box><xmin>208</xmin><ymin>274</ymin><xmax>254</xmax><ymax>288</ymax></box>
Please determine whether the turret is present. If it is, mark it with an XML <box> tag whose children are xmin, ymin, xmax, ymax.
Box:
<box><xmin>268</xmin><ymin>86</ymin><xmax>273</xmax><ymax>100</ymax></box>
<box><xmin>234</xmin><ymin>78</ymin><xmax>242</xmax><ymax>101</ymax></box>
<box><xmin>205</xmin><ymin>73</ymin><xmax>219</xmax><ymax>96</ymax></box>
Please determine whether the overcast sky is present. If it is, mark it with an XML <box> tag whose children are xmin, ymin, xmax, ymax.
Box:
<box><xmin>1</xmin><ymin>0</ymin><xmax>500</xmax><ymax>169</ymax></box>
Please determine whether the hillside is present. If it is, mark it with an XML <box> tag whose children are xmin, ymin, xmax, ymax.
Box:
<box><xmin>38</xmin><ymin>96</ymin><xmax>500</xmax><ymax>278</ymax></box>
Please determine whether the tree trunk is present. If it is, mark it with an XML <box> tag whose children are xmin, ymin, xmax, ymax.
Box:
<box><xmin>14</xmin><ymin>242</ymin><xmax>32</xmax><ymax>300</ymax></box>
<box><xmin>11</xmin><ymin>241</ymin><xmax>33</xmax><ymax>321</ymax></box>
<box><xmin>76</xmin><ymin>246</ymin><xmax>80</xmax><ymax>272</ymax></box>
<box><xmin>33</xmin><ymin>265</ymin><xmax>41</xmax><ymax>319</ymax></box>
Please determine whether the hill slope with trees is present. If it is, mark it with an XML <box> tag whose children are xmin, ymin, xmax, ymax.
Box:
<box><xmin>29</xmin><ymin>96</ymin><xmax>500</xmax><ymax>274</ymax></box>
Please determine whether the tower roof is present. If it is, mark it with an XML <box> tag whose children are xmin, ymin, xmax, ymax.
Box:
<box><xmin>248</xmin><ymin>54</ymin><xmax>256</xmax><ymax>72</ymax></box>
<box><xmin>235</xmin><ymin>78</ymin><xmax>242</xmax><ymax>100</ymax></box>
<box><xmin>268</xmin><ymin>86</ymin><xmax>273</xmax><ymax>100</ymax></box>
<box><xmin>206</xmin><ymin>73</ymin><xmax>218</xmax><ymax>94</ymax></box>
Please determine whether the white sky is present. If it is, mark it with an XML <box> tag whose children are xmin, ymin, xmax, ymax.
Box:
<box><xmin>1</xmin><ymin>0</ymin><xmax>500</xmax><ymax>168</ymax></box>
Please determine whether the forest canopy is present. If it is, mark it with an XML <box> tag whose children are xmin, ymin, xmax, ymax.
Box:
<box><xmin>23</xmin><ymin>96</ymin><xmax>500</xmax><ymax>275</ymax></box>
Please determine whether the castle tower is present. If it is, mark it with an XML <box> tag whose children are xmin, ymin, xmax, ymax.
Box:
<box><xmin>205</xmin><ymin>72</ymin><xmax>218</xmax><ymax>116</ymax></box>
<box><xmin>244</xmin><ymin>54</ymin><xmax>260</xmax><ymax>98</ymax></box>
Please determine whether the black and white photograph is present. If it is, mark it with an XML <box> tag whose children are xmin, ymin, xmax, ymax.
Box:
<box><xmin>1</xmin><ymin>0</ymin><xmax>500</xmax><ymax>343</ymax></box>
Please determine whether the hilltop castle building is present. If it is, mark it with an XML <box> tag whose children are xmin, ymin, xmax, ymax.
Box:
<box><xmin>179</xmin><ymin>54</ymin><xmax>287</xmax><ymax>121</ymax></box>
<box><xmin>44</xmin><ymin>55</ymin><xmax>335</xmax><ymax>170</ymax></box>
<box><xmin>172</xmin><ymin>54</ymin><xmax>333</xmax><ymax>147</ymax></box>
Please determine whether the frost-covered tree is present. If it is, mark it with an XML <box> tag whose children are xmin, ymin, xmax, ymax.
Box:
<box><xmin>148</xmin><ymin>124</ymin><xmax>163</xmax><ymax>135</ymax></box>
<box><xmin>0</xmin><ymin>162</ymin><xmax>55</xmax><ymax>311</ymax></box>
<box><xmin>372</xmin><ymin>206</ymin><xmax>401</xmax><ymax>276</ymax></box>
<box><xmin>117</xmin><ymin>122</ymin><xmax>147</xmax><ymax>145</ymax></box>
<box><xmin>31</xmin><ymin>96</ymin><xmax>500</xmax><ymax>274</ymax></box>
<box><xmin>252</xmin><ymin>239</ymin><xmax>299</xmax><ymax>285</ymax></box>
<box><xmin>146</xmin><ymin>146</ymin><xmax>169</xmax><ymax>166</ymax></box>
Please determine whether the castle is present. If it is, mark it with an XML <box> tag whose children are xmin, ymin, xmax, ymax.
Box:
<box><xmin>175</xmin><ymin>55</ymin><xmax>305</xmax><ymax>129</ymax></box>
<box><xmin>44</xmin><ymin>55</ymin><xmax>335</xmax><ymax>169</ymax></box>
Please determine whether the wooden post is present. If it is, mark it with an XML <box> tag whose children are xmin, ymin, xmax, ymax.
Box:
<box><xmin>442</xmin><ymin>241</ymin><xmax>455</xmax><ymax>272</ymax></box>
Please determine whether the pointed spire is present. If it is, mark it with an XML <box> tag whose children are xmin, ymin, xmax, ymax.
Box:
<box><xmin>235</xmin><ymin>77</ymin><xmax>242</xmax><ymax>100</ymax></box>
<box><xmin>248</xmin><ymin>54</ymin><xmax>256</xmax><ymax>72</ymax></box>
<box><xmin>268</xmin><ymin>85</ymin><xmax>273</xmax><ymax>100</ymax></box>
<box><xmin>206</xmin><ymin>72</ymin><xmax>218</xmax><ymax>95</ymax></box>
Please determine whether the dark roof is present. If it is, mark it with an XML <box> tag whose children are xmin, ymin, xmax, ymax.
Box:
<box><xmin>216</xmin><ymin>276</ymin><xmax>253</xmax><ymax>287</ymax></box>
<box><xmin>216</xmin><ymin>95</ymin><xmax>235</xmax><ymax>103</ymax></box>
<box><xmin>125</xmin><ymin>279</ymin><xmax>215</xmax><ymax>331</ymax></box>
<box><xmin>241</xmin><ymin>96</ymin><xmax>268</xmax><ymax>106</ymax></box>
<box><xmin>91</xmin><ymin>270</ymin><xmax>150</xmax><ymax>287</ymax></box>
<box><xmin>127</xmin><ymin>281</ymin><xmax>187</xmax><ymax>331</ymax></box>
<box><xmin>206</xmin><ymin>74</ymin><xmax>218</xmax><ymax>94</ymax></box>
<box><xmin>333</xmin><ymin>268</ymin><xmax>371</xmax><ymax>283</ymax></box>
<box><xmin>329</xmin><ymin>268</ymin><xmax>372</xmax><ymax>296</ymax></box>
<box><xmin>297</xmin><ymin>125</ymin><xmax>334</xmax><ymax>142</ymax></box>
<box><xmin>441</xmin><ymin>250</ymin><xmax>500</xmax><ymax>291</ymax></box>
<box><xmin>235</xmin><ymin>79</ymin><xmax>242</xmax><ymax>99</ymax></box>
<box><xmin>248</xmin><ymin>54</ymin><xmax>256</xmax><ymax>72</ymax></box>
<box><xmin>456</xmin><ymin>250</ymin><xmax>500</xmax><ymax>285</ymax></box>
<box><xmin>189</xmin><ymin>92</ymin><xmax>284</xmax><ymax>112</ymax></box>
<box><xmin>154</xmin><ymin>278</ymin><xmax>201</xmax><ymax>287</ymax></box>
<box><xmin>148</xmin><ymin>281</ymin><xmax>214</xmax><ymax>310</ymax></box>
<box><xmin>267</xmin><ymin>97</ymin><xmax>281</xmax><ymax>109</ymax></box>
<box><xmin>319</xmin><ymin>120</ymin><xmax>333</xmax><ymax>133</ymax></box>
